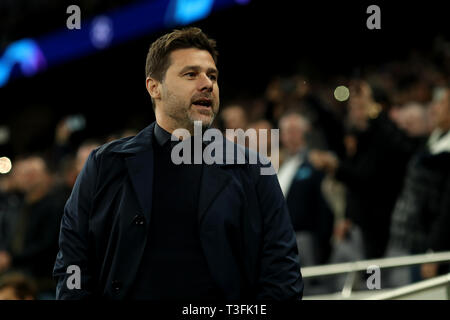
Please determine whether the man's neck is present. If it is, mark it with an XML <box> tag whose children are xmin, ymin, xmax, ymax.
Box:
<box><xmin>155</xmin><ymin>114</ymin><xmax>176</xmax><ymax>134</ymax></box>
<box><xmin>155</xmin><ymin>113</ymin><xmax>195</xmax><ymax>137</ymax></box>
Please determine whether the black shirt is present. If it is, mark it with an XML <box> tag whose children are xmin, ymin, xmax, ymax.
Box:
<box><xmin>129</xmin><ymin>123</ymin><xmax>222</xmax><ymax>301</ymax></box>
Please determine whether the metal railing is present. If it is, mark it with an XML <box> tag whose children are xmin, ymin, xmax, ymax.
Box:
<box><xmin>365</xmin><ymin>273</ymin><xmax>450</xmax><ymax>300</ymax></box>
<box><xmin>301</xmin><ymin>251</ymin><xmax>450</xmax><ymax>299</ymax></box>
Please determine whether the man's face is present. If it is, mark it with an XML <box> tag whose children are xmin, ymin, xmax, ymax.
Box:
<box><xmin>221</xmin><ymin>106</ymin><xmax>246</xmax><ymax>130</ymax></box>
<box><xmin>152</xmin><ymin>48</ymin><xmax>220</xmax><ymax>131</ymax></box>
<box><xmin>280</xmin><ymin>117</ymin><xmax>306</xmax><ymax>155</ymax></box>
<box><xmin>12</xmin><ymin>157</ymin><xmax>47</xmax><ymax>193</ymax></box>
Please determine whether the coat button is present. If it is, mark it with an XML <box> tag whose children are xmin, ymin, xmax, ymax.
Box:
<box><xmin>112</xmin><ymin>280</ymin><xmax>122</xmax><ymax>292</ymax></box>
<box><xmin>133</xmin><ymin>214</ymin><xmax>145</xmax><ymax>225</ymax></box>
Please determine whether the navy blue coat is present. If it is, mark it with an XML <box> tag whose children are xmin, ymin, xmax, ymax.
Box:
<box><xmin>53</xmin><ymin>122</ymin><xmax>303</xmax><ymax>300</ymax></box>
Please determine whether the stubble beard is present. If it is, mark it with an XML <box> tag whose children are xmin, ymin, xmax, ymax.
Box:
<box><xmin>187</xmin><ymin>105</ymin><xmax>217</xmax><ymax>130</ymax></box>
<box><xmin>164</xmin><ymin>91</ymin><xmax>217</xmax><ymax>133</ymax></box>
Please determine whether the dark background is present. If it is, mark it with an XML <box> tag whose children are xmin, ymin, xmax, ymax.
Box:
<box><xmin>1</xmin><ymin>0</ymin><xmax>449</xmax><ymax>156</ymax></box>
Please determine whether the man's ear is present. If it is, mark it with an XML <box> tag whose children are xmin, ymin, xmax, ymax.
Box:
<box><xmin>146</xmin><ymin>77</ymin><xmax>161</xmax><ymax>100</ymax></box>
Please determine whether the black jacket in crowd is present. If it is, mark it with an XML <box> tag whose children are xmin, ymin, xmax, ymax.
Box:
<box><xmin>389</xmin><ymin>146</ymin><xmax>450</xmax><ymax>254</ymax></box>
<box><xmin>334</xmin><ymin>112</ymin><xmax>423</xmax><ymax>259</ymax></box>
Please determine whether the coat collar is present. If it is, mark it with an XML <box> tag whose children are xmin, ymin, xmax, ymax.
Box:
<box><xmin>109</xmin><ymin>122</ymin><xmax>155</xmax><ymax>155</ymax></box>
<box><xmin>110</xmin><ymin>121</ymin><xmax>248</xmax><ymax>166</ymax></box>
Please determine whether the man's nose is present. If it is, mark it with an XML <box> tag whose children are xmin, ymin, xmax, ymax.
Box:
<box><xmin>197</xmin><ymin>73</ymin><xmax>213</xmax><ymax>92</ymax></box>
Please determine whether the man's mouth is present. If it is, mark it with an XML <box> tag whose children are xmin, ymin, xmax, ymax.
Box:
<box><xmin>192</xmin><ymin>98</ymin><xmax>212</xmax><ymax>108</ymax></box>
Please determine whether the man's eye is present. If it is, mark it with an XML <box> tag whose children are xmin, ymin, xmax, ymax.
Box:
<box><xmin>185</xmin><ymin>72</ymin><xmax>196</xmax><ymax>77</ymax></box>
<box><xmin>209</xmin><ymin>75</ymin><xmax>217</xmax><ymax>81</ymax></box>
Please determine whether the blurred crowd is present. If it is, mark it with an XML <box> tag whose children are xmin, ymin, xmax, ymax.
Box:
<box><xmin>0</xmin><ymin>123</ymin><xmax>135</xmax><ymax>299</ymax></box>
<box><xmin>216</xmin><ymin>45</ymin><xmax>450</xmax><ymax>294</ymax></box>
<box><xmin>1</xmin><ymin>41</ymin><xmax>450</xmax><ymax>299</ymax></box>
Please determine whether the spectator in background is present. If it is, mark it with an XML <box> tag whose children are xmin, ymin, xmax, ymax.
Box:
<box><xmin>389</xmin><ymin>102</ymin><xmax>432</xmax><ymax>137</ymax></box>
<box><xmin>51</xmin><ymin>115</ymin><xmax>88</xmax><ymax>170</ymax></box>
<box><xmin>393</xmin><ymin>72</ymin><xmax>433</xmax><ymax>106</ymax></box>
<box><xmin>277</xmin><ymin>111</ymin><xmax>334</xmax><ymax>268</ymax></box>
<box><xmin>74</xmin><ymin>139</ymin><xmax>102</xmax><ymax>175</ymax></box>
<box><xmin>309</xmin><ymin>80</ymin><xmax>421</xmax><ymax>260</ymax></box>
<box><xmin>51</xmin><ymin>139</ymin><xmax>102</xmax><ymax>219</ymax></box>
<box><xmin>220</xmin><ymin>104</ymin><xmax>247</xmax><ymax>130</ymax></box>
<box><xmin>52</xmin><ymin>154</ymin><xmax>78</xmax><ymax>205</ymax></box>
<box><xmin>0</xmin><ymin>155</ymin><xmax>64</xmax><ymax>299</ymax></box>
<box><xmin>386</xmin><ymin>86</ymin><xmax>450</xmax><ymax>285</ymax></box>
<box><xmin>219</xmin><ymin>104</ymin><xmax>248</xmax><ymax>144</ymax></box>
<box><xmin>246</xmin><ymin>119</ymin><xmax>279</xmax><ymax>171</ymax></box>
<box><xmin>264</xmin><ymin>76</ymin><xmax>285</xmax><ymax>124</ymax></box>
<box><xmin>0</xmin><ymin>271</ymin><xmax>37</xmax><ymax>300</ymax></box>
<box><xmin>292</xmin><ymin>75</ymin><xmax>347</xmax><ymax>157</ymax></box>
<box><xmin>0</xmin><ymin>172</ymin><xmax>22</xmax><ymax>251</ymax></box>
<box><xmin>265</xmin><ymin>75</ymin><xmax>346</xmax><ymax>157</ymax></box>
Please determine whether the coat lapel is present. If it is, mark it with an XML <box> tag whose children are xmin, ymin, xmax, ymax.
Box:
<box><xmin>113</xmin><ymin>122</ymin><xmax>155</xmax><ymax>225</ymax></box>
<box><xmin>115</xmin><ymin>123</ymin><xmax>238</xmax><ymax>227</ymax></box>
<box><xmin>197</xmin><ymin>136</ymin><xmax>246</xmax><ymax>224</ymax></box>
<box><xmin>125</xmin><ymin>150</ymin><xmax>154</xmax><ymax>224</ymax></box>
<box><xmin>125</xmin><ymin>147</ymin><xmax>234</xmax><ymax>228</ymax></box>
<box><xmin>197</xmin><ymin>163</ymin><xmax>232</xmax><ymax>225</ymax></box>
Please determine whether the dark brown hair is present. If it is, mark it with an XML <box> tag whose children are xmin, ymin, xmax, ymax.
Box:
<box><xmin>145</xmin><ymin>27</ymin><xmax>218</xmax><ymax>82</ymax></box>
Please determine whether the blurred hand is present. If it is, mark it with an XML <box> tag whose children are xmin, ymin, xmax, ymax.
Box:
<box><xmin>309</xmin><ymin>150</ymin><xmax>325</xmax><ymax>169</ymax></box>
<box><xmin>334</xmin><ymin>219</ymin><xmax>352</xmax><ymax>242</ymax></box>
<box><xmin>421</xmin><ymin>263</ymin><xmax>439</xmax><ymax>279</ymax></box>
<box><xmin>344</xmin><ymin>135</ymin><xmax>358</xmax><ymax>157</ymax></box>
<box><xmin>0</xmin><ymin>251</ymin><xmax>12</xmax><ymax>273</ymax></box>
<box><xmin>55</xmin><ymin>118</ymin><xmax>72</xmax><ymax>145</ymax></box>
<box><xmin>309</xmin><ymin>150</ymin><xmax>339</xmax><ymax>174</ymax></box>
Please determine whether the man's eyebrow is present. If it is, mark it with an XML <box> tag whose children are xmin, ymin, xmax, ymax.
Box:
<box><xmin>179</xmin><ymin>65</ymin><xmax>219</xmax><ymax>76</ymax></box>
<box><xmin>207</xmin><ymin>67</ymin><xmax>219</xmax><ymax>77</ymax></box>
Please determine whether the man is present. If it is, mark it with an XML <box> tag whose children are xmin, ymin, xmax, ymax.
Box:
<box><xmin>309</xmin><ymin>81</ymin><xmax>420</xmax><ymax>259</ymax></box>
<box><xmin>246</xmin><ymin>119</ymin><xmax>279</xmax><ymax>171</ymax></box>
<box><xmin>53</xmin><ymin>27</ymin><xmax>303</xmax><ymax>300</ymax></box>
<box><xmin>277</xmin><ymin>111</ymin><xmax>334</xmax><ymax>267</ymax></box>
<box><xmin>386</xmin><ymin>86</ymin><xmax>450</xmax><ymax>285</ymax></box>
<box><xmin>0</xmin><ymin>155</ymin><xmax>62</xmax><ymax>297</ymax></box>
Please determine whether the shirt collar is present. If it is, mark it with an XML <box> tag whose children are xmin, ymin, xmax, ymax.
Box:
<box><xmin>153</xmin><ymin>122</ymin><xmax>173</xmax><ymax>147</ymax></box>
<box><xmin>154</xmin><ymin>122</ymin><xmax>214</xmax><ymax>148</ymax></box>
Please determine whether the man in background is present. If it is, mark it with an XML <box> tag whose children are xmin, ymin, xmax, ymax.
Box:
<box><xmin>0</xmin><ymin>155</ymin><xmax>63</xmax><ymax>298</ymax></box>
<box><xmin>277</xmin><ymin>111</ymin><xmax>334</xmax><ymax>268</ymax></box>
